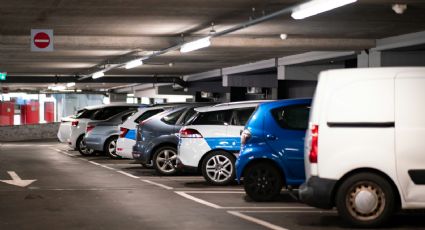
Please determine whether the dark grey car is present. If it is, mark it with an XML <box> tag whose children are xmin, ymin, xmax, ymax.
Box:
<box><xmin>132</xmin><ymin>103</ymin><xmax>215</xmax><ymax>175</ymax></box>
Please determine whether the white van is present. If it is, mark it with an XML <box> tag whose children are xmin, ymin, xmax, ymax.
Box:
<box><xmin>300</xmin><ymin>67</ymin><xmax>425</xmax><ymax>227</ymax></box>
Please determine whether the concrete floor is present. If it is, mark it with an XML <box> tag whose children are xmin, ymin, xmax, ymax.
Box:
<box><xmin>0</xmin><ymin>141</ymin><xmax>424</xmax><ymax>230</ymax></box>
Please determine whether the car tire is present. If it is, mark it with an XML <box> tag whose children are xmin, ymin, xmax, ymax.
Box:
<box><xmin>153</xmin><ymin>146</ymin><xmax>178</xmax><ymax>175</ymax></box>
<box><xmin>335</xmin><ymin>172</ymin><xmax>396</xmax><ymax>228</ymax></box>
<box><xmin>243</xmin><ymin>162</ymin><xmax>283</xmax><ymax>202</ymax></box>
<box><xmin>76</xmin><ymin>135</ymin><xmax>94</xmax><ymax>156</ymax></box>
<box><xmin>104</xmin><ymin>136</ymin><xmax>120</xmax><ymax>159</ymax></box>
<box><xmin>202</xmin><ymin>151</ymin><xmax>236</xmax><ymax>185</ymax></box>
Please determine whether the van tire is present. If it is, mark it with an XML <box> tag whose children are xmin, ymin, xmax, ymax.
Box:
<box><xmin>201</xmin><ymin>151</ymin><xmax>236</xmax><ymax>185</ymax></box>
<box><xmin>243</xmin><ymin>162</ymin><xmax>283</xmax><ymax>202</ymax></box>
<box><xmin>76</xmin><ymin>135</ymin><xmax>94</xmax><ymax>156</ymax></box>
<box><xmin>335</xmin><ymin>172</ymin><xmax>396</xmax><ymax>228</ymax></box>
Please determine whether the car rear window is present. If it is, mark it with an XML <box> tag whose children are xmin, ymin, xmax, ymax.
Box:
<box><xmin>134</xmin><ymin>109</ymin><xmax>164</xmax><ymax>123</ymax></box>
<box><xmin>91</xmin><ymin>106</ymin><xmax>135</xmax><ymax>120</ymax></box>
<box><xmin>271</xmin><ymin>104</ymin><xmax>310</xmax><ymax>130</ymax></box>
<box><xmin>75</xmin><ymin>109</ymin><xmax>98</xmax><ymax>119</ymax></box>
<box><xmin>230</xmin><ymin>107</ymin><xmax>256</xmax><ymax>126</ymax></box>
<box><xmin>161</xmin><ymin>109</ymin><xmax>186</xmax><ymax>125</ymax></box>
<box><xmin>191</xmin><ymin>110</ymin><xmax>232</xmax><ymax>125</ymax></box>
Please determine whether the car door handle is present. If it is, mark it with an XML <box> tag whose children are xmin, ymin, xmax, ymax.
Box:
<box><xmin>266</xmin><ymin>134</ymin><xmax>277</xmax><ymax>140</ymax></box>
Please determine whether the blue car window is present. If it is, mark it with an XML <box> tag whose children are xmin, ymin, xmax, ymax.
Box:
<box><xmin>161</xmin><ymin>109</ymin><xmax>185</xmax><ymax>125</ymax></box>
<box><xmin>271</xmin><ymin>104</ymin><xmax>310</xmax><ymax>130</ymax></box>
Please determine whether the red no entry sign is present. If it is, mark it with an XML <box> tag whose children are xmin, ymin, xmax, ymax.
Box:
<box><xmin>31</xmin><ymin>29</ymin><xmax>54</xmax><ymax>52</ymax></box>
<box><xmin>34</xmin><ymin>32</ymin><xmax>50</xmax><ymax>48</ymax></box>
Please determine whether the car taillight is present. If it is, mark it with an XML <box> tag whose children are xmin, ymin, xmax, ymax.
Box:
<box><xmin>179</xmin><ymin>128</ymin><xmax>203</xmax><ymax>138</ymax></box>
<box><xmin>120</xmin><ymin>127</ymin><xmax>129</xmax><ymax>138</ymax></box>
<box><xmin>86</xmin><ymin>124</ymin><xmax>95</xmax><ymax>133</ymax></box>
<box><xmin>241</xmin><ymin>129</ymin><xmax>251</xmax><ymax>146</ymax></box>
<box><xmin>71</xmin><ymin>121</ymin><xmax>79</xmax><ymax>127</ymax></box>
<box><xmin>309</xmin><ymin>124</ymin><xmax>319</xmax><ymax>163</ymax></box>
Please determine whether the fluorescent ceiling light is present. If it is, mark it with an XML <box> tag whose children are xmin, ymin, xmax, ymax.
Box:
<box><xmin>125</xmin><ymin>58</ymin><xmax>143</xmax><ymax>69</ymax></box>
<box><xmin>180</xmin><ymin>37</ymin><xmax>211</xmax><ymax>53</ymax></box>
<box><xmin>76</xmin><ymin>89</ymin><xmax>82</xmax><ymax>92</ymax></box>
<box><xmin>66</xmin><ymin>82</ymin><xmax>76</xmax><ymax>87</ymax></box>
<box><xmin>291</xmin><ymin>0</ymin><xmax>357</xmax><ymax>20</ymax></box>
<box><xmin>92</xmin><ymin>71</ymin><xmax>105</xmax><ymax>79</ymax></box>
<box><xmin>48</xmin><ymin>85</ymin><xmax>66</xmax><ymax>91</ymax></box>
<box><xmin>127</xmin><ymin>93</ymin><xmax>135</xmax><ymax>97</ymax></box>
<box><xmin>280</xmin><ymin>34</ymin><xmax>288</xmax><ymax>40</ymax></box>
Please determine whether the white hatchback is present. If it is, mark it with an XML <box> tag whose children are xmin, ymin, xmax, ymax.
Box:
<box><xmin>177</xmin><ymin>101</ymin><xmax>268</xmax><ymax>185</ymax></box>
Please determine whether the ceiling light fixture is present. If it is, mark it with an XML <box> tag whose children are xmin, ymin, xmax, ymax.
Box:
<box><xmin>291</xmin><ymin>0</ymin><xmax>357</xmax><ymax>20</ymax></box>
<box><xmin>280</xmin><ymin>34</ymin><xmax>288</xmax><ymax>40</ymax></box>
<box><xmin>125</xmin><ymin>58</ymin><xmax>143</xmax><ymax>69</ymax></box>
<box><xmin>92</xmin><ymin>71</ymin><xmax>105</xmax><ymax>79</ymax></box>
<box><xmin>48</xmin><ymin>85</ymin><xmax>66</xmax><ymax>91</ymax></box>
<box><xmin>66</xmin><ymin>82</ymin><xmax>76</xmax><ymax>87</ymax></box>
<box><xmin>180</xmin><ymin>37</ymin><xmax>211</xmax><ymax>53</ymax></box>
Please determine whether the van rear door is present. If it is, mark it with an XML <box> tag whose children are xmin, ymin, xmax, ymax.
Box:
<box><xmin>395</xmin><ymin>73</ymin><xmax>425</xmax><ymax>205</ymax></box>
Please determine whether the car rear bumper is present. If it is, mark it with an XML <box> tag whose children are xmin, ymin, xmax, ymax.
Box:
<box><xmin>84</xmin><ymin>135</ymin><xmax>104</xmax><ymax>151</ymax></box>
<box><xmin>116</xmin><ymin>138</ymin><xmax>135</xmax><ymax>159</ymax></box>
<box><xmin>299</xmin><ymin>176</ymin><xmax>337</xmax><ymax>209</ymax></box>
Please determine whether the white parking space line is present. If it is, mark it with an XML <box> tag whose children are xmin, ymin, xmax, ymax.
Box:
<box><xmin>50</xmin><ymin>148</ymin><xmax>76</xmax><ymax>157</ymax></box>
<box><xmin>223</xmin><ymin>207</ymin><xmax>315</xmax><ymax>210</ymax></box>
<box><xmin>237</xmin><ymin>210</ymin><xmax>337</xmax><ymax>213</ymax></box>
<box><xmin>175</xmin><ymin>191</ymin><xmax>222</xmax><ymax>209</ymax></box>
<box><xmin>117</xmin><ymin>170</ymin><xmax>140</xmax><ymax>179</ymax></box>
<box><xmin>178</xmin><ymin>190</ymin><xmax>245</xmax><ymax>194</ymax></box>
<box><xmin>141</xmin><ymin>179</ymin><xmax>173</xmax><ymax>190</ymax></box>
<box><xmin>228</xmin><ymin>211</ymin><xmax>289</xmax><ymax>230</ymax></box>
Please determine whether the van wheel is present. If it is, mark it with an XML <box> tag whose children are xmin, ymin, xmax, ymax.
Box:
<box><xmin>104</xmin><ymin>136</ymin><xmax>119</xmax><ymax>159</ymax></box>
<box><xmin>243</xmin><ymin>162</ymin><xmax>283</xmax><ymax>202</ymax></box>
<box><xmin>202</xmin><ymin>151</ymin><xmax>235</xmax><ymax>185</ymax></box>
<box><xmin>153</xmin><ymin>146</ymin><xmax>178</xmax><ymax>175</ymax></box>
<box><xmin>76</xmin><ymin>135</ymin><xmax>94</xmax><ymax>156</ymax></box>
<box><xmin>336</xmin><ymin>173</ymin><xmax>395</xmax><ymax>228</ymax></box>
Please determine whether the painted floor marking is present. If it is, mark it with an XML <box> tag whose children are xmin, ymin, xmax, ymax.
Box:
<box><xmin>237</xmin><ymin>210</ymin><xmax>337</xmax><ymax>213</ymax></box>
<box><xmin>223</xmin><ymin>206</ymin><xmax>315</xmax><ymax>210</ymax></box>
<box><xmin>175</xmin><ymin>191</ymin><xmax>222</xmax><ymax>209</ymax></box>
<box><xmin>50</xmin><ymin>147</ymin><xmax>75</xmax><ymax>157</ymax></box>
<box><xmin>141</xmin><ymin>179</ymin><xmax>173</xmax><ymax>190</ymax></box>
<box><xmin>117</xmin><ymin>170</ymin><xmax>140</xmax><ymax>179</ymax></box>
<box><xmin>178</xmin><ymin>190</ymin><xmax>245</xmax><ymax>194</ymax></box>
<box><xmin>228</xmin><ymin>211</ymin><xmax>289</xmax><ymax>230</ymax></box>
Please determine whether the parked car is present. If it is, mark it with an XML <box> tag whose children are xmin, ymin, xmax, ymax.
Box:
<box><xmin>57</xmin><ymin>106</ymin><xmax>102</xmax><ymax>150</ymax></box>
<box><xmin>236</xmin><ymin>98</ymin><xmax>312</xmax><ymax>201</ymax></box>
<box><xmin>116</xmin><ymin>105</ymin><xmax>179</xmax><ymax>159</ymax></box>
<box><xmin>84</xmin><ymin>109</ymin><xmax>138</xmax><ymax>158</ymax></box>
<box><xmin>299</xmin><ymin>67</ymin><xmax>425</xmax><ymax>228</ymax></box>
<box><xmin>68</xmin><ymin>103</ymin><xmax>146</xmax><ymax>156</ymax></box>
<box><xmin>132</xmin><ymin>103</ymin><xmax>214</xmax><ymax>175</ymax></box>
<box><xmin>177</xmin><ymin>101</ymin><xmax>267</xmax><ymax>185</ymax></box>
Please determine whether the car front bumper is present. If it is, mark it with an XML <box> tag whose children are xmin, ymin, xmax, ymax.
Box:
<box><xmin>299</xmin><ymin>176</ymin><xmax>337</xmax><ymax>209</ymax></box>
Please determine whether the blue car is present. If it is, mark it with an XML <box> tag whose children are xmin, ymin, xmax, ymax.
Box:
<box><xmin>236</xmin><ymin>98</ymin><xmax>312</xmax><ymax>201</ymax></box>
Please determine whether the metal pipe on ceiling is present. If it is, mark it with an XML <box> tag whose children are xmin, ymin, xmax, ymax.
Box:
<box><xmin>78</xmin><ymin>3</ymin><xmax>299</xmax><ymax>80</ymax></box>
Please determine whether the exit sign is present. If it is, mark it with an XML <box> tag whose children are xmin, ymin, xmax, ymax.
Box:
<box><xmin>0</xmin><ymin>72</ymin><xmax>6</xmax><ymax>81</ymax></box>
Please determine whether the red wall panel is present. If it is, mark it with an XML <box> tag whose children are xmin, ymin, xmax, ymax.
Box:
<box><xmin>0</xmin><ymin>101</ymin><xmax>14</xmax><ymax>126</ymax></box>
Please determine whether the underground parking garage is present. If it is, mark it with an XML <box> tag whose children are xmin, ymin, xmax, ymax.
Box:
<box><xmin>1</xmin><ymin>0</ymin><xmax>425</xmax><ymax>229</ymax></box>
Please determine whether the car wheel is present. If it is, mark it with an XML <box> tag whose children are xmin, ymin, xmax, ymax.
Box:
<box><xmin>243</xmin><ymin>162</ymin><xmax>283</xmax><ymax>202</ymax></box>
<box><xmin>202</xmin><ymin>151</ymin><xmax>235</xmax><ymax>185</ymax></box>
<box><xmin>76</xmin><ymin>135</ymin><xmax>94</xmax><ymax>156</ymax></box>
<box><xmin>335</xmin><ymin>173</ymin><xmax>396</xmax><ymax>228</ymax></box>
<box><xmin>153</xmin><ymin>146</ymin><xmax>178</xmax><ymax>175</ymax></box>
<box><xmin>104</xmin><ymin>136</ymin><xmax>120</xmax><ymax>159</ymax></box>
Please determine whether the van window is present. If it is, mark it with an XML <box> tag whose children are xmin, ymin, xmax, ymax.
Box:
<box><xmin>271</xmin><ymin>104</ymin><xmax>310</xmax><ymax>130</ymax></box>
<box><xmin>191</xmin><ymin>110</ymin><xmax>232</xmax><ymax>125</ymax></box>
<box><xmin>91</xmin><ymin>107</ymin><xmax>132</xmax><ymax>120</ymax></box>
<box><xmin>134</xmin><ymin>109</ymin><xmax>164</xmax><ymax>123</ymax></box>
<box><xmin>231</xmin><ymin>107</ymin><xmax>256</xmax><ymax>126</ymax></box>
<box><xmin>161</xmin><ymin>109</ymin><xmax>185</xmax><ymax>125</ymax></box>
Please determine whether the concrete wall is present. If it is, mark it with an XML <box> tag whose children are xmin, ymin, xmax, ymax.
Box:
<box><xmin>0</xmin><ymin>123</ymin><xmax>60</xmax><ymax>142</ymax></box>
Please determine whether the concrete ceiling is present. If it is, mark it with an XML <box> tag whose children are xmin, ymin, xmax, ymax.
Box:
<box><xmin>1</xmin><ymin>0</ymin><xmax>425</xmax><ymax>91</ymax></box>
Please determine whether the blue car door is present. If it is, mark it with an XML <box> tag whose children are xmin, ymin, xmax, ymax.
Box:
<box><xmin>264</xmin><ymin>104</ymin><xmax>310</xmax><ymax>184</ymax></box>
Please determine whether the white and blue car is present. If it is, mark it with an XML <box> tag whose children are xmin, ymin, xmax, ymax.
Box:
<box><xmin>177</xmin><ymin>101</ymin><xmax>269</xmax><ymax>185</ymax></box>
<box><xmin>116</xmin><ymin>106</ymin><xmax>168</xmax><ymax>159</ymax></box>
